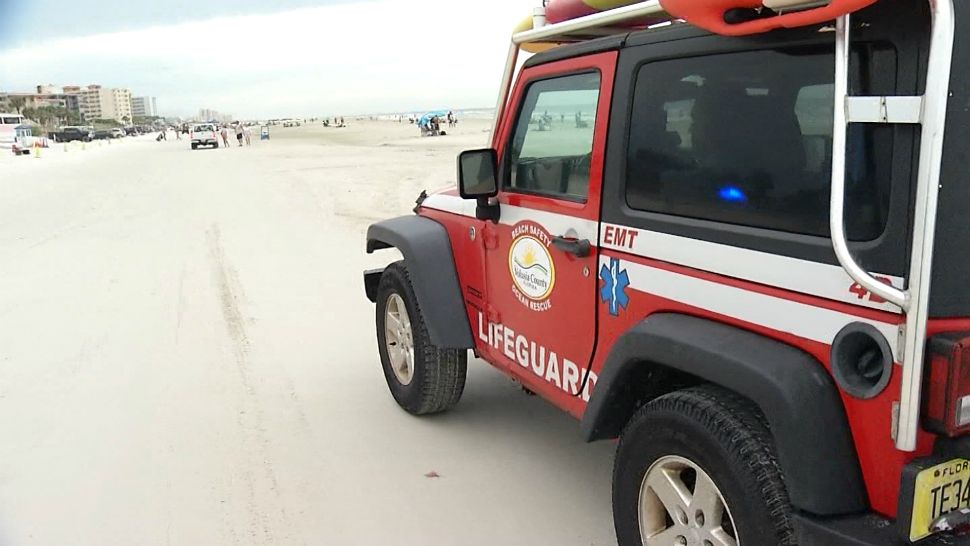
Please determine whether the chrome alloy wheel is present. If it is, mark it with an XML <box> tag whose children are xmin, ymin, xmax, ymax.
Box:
<box><xmin>384</xmin><ymin>293</ymin><xmax>415</xmax><ymax>385</ymax></box>
<box><xmin>639</xmin><ymin>455</ymin><xmax>739</xmax><ymax>546</ymax></box>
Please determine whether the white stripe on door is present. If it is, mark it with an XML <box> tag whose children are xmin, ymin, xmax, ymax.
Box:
<box><xmin>601</xmin><ymin>223</ymin><xmax>903</xmax><ymax>314</ymax></box>
<box><xmin>422</xmin><ymin>193</ymin><xmax>599</xmax><ymax>241</ymax></box>
<box><xmin>421</xmin><ymin>192</ymin><xmax>901</xmax><ymax>314</ymax></box>
<box><xmin>606</xmin><ymin>257</ymin><xmax>901</xmax><ymax>360</ymax></box>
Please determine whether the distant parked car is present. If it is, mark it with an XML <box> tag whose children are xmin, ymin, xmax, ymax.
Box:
<box><xmin>110</xmin><ymin>128</ymin><xmax>125</xmax><ymax>139</ymax></box>
<box><xmin>93</xmin><ymin>129</ymin><xmax>112</xmax><ymax>140</ymax></box>
<box><xmin>51</xmin><ymin>126</ymin><xmax>94</xmax><ymax>143</ymax></box>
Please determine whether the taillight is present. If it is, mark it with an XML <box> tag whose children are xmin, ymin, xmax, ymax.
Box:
<box><xmin>924</xmin><ymin>332</ymin><xmax>970</xmax><ymax>436</ymax></box>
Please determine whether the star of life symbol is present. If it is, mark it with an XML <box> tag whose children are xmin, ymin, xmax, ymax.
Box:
<box><xmin>599</xmin><ymin>258</ymin><xmax>630</xmax><ymax>316</ymax></box>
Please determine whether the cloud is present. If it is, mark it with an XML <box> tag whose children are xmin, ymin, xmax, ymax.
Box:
<box><xmin>0</xmin><ymin>0</ymin><xmax>530</xmax><ymax>118</ymax></box>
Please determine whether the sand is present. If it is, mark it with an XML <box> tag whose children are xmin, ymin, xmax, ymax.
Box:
<box><xmin>0</xmin><ymin>120</ymin><xmax>617</xmax><ymax>546</ymax></box>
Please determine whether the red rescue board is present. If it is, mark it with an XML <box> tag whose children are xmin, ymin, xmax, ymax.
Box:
<box><xmin>661</xmin><ymin>0</ymin><xmax>878</xmax><ymax>36</ymax></box>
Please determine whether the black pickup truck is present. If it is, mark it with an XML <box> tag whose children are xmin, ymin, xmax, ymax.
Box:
<box><xmin>51</xmin><ymin>127</ymin><xmax>94</xmax><ymax>143</ymax></box>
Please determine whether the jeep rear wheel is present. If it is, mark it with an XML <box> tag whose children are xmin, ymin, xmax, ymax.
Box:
<box><xmin>613</xmin><ymin>386</ymin><xmax>794</xmax><ymax>546</ymax></box>
<box><xmin>376</xmin><ymin>261</ymin><xmax>466</xmax><ymax>415</ymax></box>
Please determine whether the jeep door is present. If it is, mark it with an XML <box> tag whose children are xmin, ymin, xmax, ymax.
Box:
<box><xmin>480</xmin><ymin>52</ymin><xmax>616</xmax><ymax>416</ymax></box>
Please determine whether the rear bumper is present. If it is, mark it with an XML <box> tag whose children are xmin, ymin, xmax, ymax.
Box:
<box><xmin>799</xmin><ymin>437</ymin><xmax>970</xmax><ymax>544</ymax></box>
<box><xmin>795</xmin><ymin>512</ymin><xmax>970</xmax><ymax>545</ymax></box>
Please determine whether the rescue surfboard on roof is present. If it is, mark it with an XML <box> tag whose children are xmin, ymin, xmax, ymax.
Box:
<box><xmin>661</xmin><ymin>0</ymin><xmax>878</xmax><ymax>36</ymax></box>
<box><xmin>544</xmin><ymin>0</ymin><xmax>659</xmax><ymax>23</ymax></box>
<box><xmin>515</xmin><ymin>0</ymin><xmax>667</xmax><ymax>53</ymax></box>
<box><xmin>515</xmin><ymin>0</ymin><xmax>880</xmax><ymax>46</ymax></box>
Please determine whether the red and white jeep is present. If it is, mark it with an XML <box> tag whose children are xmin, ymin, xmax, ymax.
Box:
<box><xmin>363</xmin><ymin>0</ymin><xmax>970</xmax><ymax>543</ymax></box>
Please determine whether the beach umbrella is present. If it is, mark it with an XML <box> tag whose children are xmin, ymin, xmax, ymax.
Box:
<box><xmin>418</xmin><ymin>110</ymin><xmax>449</xmax><ymax>127</ymax></box>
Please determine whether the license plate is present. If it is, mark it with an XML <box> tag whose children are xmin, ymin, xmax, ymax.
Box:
<box><xmin>911</xmin><ymin>458</ymin><xmax>970</xmax><ymax>541</ymax></box>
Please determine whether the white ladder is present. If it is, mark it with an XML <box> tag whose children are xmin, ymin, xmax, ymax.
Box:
<box><xmin>829</xmin><ymin>2</ymin><xmax>955</xmax><ymax>451</ymax></box>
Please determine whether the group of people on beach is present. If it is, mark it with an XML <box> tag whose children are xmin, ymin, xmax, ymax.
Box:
<box><xmin>407</xmin><ymin>111</ymin><xmax>458</xmax><ymax>128</ymax></box>
<box><xmin>218</xmin><ymin>123</ymin><xmax>251</xmax><ymax>147</ymax></box>
<box><xmin>156</xmin><ymin>122</ymin><xmax>252</xmax><ymax>147</ymax></box>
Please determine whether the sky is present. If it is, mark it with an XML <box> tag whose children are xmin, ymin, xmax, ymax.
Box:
<box><xmin>0</xmin><ymin>0</ymin><xmax>531</xmax><ymax>118</ymax></box>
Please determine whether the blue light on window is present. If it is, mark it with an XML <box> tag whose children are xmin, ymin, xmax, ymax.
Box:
<box><xmin>718</xmin><ymin>185</ymin><xmax>748</xmax><ymax>204</ymax></box>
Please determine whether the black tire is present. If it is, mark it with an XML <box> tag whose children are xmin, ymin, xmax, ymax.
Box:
<box><xmin>375</xmin><ymin>261</ymin><xmax>466</xmax><ymax>415</ymax></box>
<box><xmin>213</xmin><ymin>142</ymin><xmax>218</xmax><ymax>149</ymax></box>
<box><xmin>191</xmin><ymin>143</ymin><xmax>198</xmax><ymax>150</ymax></box>
<box><xmin>613</xmin><ymin>385</ymin><xmax>794</xmax><ymax>546</ymax></box>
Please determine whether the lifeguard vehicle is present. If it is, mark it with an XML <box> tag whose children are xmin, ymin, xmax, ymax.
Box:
<box><xmin>0</xmin><ymin>113</ymin><xmax>30</xmax><ymax>155</ymax></box>
<box><xmin>363</xmin><ymin>0</ymin><xmax>966</xmax><ymax>543</ymax></box>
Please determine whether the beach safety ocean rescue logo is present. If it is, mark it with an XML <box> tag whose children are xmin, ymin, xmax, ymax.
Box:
<box><xmin>509</xmin><ymin>222</ymin><xmax>555</xmax><ymax>312</ymax></box>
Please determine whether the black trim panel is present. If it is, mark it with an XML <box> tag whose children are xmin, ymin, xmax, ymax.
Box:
<box><xmin>522</xmin><ymin>34</ymin><xmax>628</xmax><ymax>68</ymax></box>
<box><xmin>581</xmin><ymin>313</ymin><xmax>867</xmax><ymax>516</ymax></box>
<box><xmin>792</xmin><ymin>511</ymin><xmax>970</xmax><ymax>546</ymax></box>
<box><xmin>363</xmin><ymin>268</ymin><xmax>384</xmax><ymax>303</ymax></box>
<box><xmin>366</xmin><ymin>216</ymin><xmax>474</xmax><ymax>349</ymax></box>
<box><xmin>932</xmin><ymin>0</ymin><xmax>970</xmax><ymax>317</ymax></box>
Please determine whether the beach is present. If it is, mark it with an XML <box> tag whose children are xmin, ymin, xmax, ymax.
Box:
<box><xmin>0</xmin><ymin>119</ymin><xmax>616</xmax><ymax>546</ymax></box>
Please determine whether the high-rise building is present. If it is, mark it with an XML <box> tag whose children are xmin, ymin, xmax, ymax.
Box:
<box><xmin>198</xmin><ymin>108</ymin><xmax>232</xmax><ymax>122</ymax></box>
<box><xmin>67</xmin><ymin>85</ymin><xmax>133</xmax><ymax>122</ymax></box>
<box><xmin>131</xmin><ymin>96</ymin><xmax>158</xmax><ymax>117</ymax></box>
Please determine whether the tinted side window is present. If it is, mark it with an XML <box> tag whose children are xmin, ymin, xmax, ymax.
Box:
<box><xmin>625</xmin><ymin>47</ymin><xmax>894</xmax><ymax>240</ymax></box>
<box><xmin>507</xmin><ymin>72</ymin><xmax>601</xmax><ymax>201</ymax></box>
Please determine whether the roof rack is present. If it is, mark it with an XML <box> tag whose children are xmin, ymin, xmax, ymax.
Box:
<box><xmin>491</xmin><ymin>1</ymin><xmax>668</xmax><ymax>138</ymax></box>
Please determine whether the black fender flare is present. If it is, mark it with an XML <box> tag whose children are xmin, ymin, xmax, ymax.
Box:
<box><xmin>366</xmin><ymin>215</ymin><xmax>474</xmax><ymax>349</ymax></box>
<box><xmin>581</xmin><ymin>313</ymin><xmax>867</xmax><ymax>516</ymax></box>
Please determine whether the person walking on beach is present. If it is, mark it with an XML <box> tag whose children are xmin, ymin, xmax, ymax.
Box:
<box><xmin>243</xmin><ymin>125</ymin><xmax>251</xmax><ymax>146</ymax></box>
<box><xmin>220</xmin><ymin>126</ymin><xmax>230</xmax><ymax>148</ymax></box>
<box><xmin>234</xmin><ymin>123</ymin><xmax>244</xmax><ymax>147</ymax></box>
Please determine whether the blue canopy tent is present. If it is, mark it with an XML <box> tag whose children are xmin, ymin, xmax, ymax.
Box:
<box><xmin>418</xmin><ymin>110</ymin><xmax>449</xmax><ymax>128</ymax></box>
<box><xmin>418</xmin><ymin>110</ymin><xmax>450</xmax><ymax>136</ymax></box>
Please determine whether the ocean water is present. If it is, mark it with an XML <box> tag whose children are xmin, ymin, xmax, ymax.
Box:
<box><xmin>370</xmin><ymin>108</ymin><xmax>496</xmax><ymax>121</ymax></box>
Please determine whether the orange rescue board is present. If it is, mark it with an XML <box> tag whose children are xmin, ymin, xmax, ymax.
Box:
<box><xmin>661</xmin><ymin>0</ymin><xmax>879</xmax><ymax>36</ymax></box>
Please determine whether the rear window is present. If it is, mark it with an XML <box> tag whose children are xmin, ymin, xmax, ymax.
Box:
<box><xmin>194</xmin><ymin>125</ymin><xmax>214</xmax><ymax>132</ymax></box>
<box><xmin>625</xmin><ymin>46</ymin><xmax>896</xmax><ymax>240</ymax></box>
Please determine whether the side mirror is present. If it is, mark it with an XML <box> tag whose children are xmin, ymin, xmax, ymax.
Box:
<box><xmin>457</xmin><ymin>148</ymin><xmax>499</xmax><ymax>199</ymax></box>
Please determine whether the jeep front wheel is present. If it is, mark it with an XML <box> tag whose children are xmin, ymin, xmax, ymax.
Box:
<box><xmin>613</xmin><ymin>386</ymin><xmax>794</xmax><ymax>546</ymax></box>
<box><xmin>375</xmin><ymin>261</ymin><xmax>466</xmax><ymax>415</ymax></box>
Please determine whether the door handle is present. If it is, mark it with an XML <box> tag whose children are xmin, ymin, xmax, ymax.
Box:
<box><xmin>552</xmin><ymin>236</ymin><xmax>592</xmax><ymax>258</ymax></box>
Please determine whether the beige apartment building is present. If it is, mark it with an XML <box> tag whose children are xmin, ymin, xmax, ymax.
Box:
<box><xmin>66</xmin><ymin>85</ymin><xmax>133</xmax><ymax>123</ymax></box>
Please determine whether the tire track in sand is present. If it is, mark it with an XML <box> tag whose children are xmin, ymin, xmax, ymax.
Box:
<box><xmin>205</xmin><ymin>224</ymin><xmax>304</xmax><ymax>546</ymax></box>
